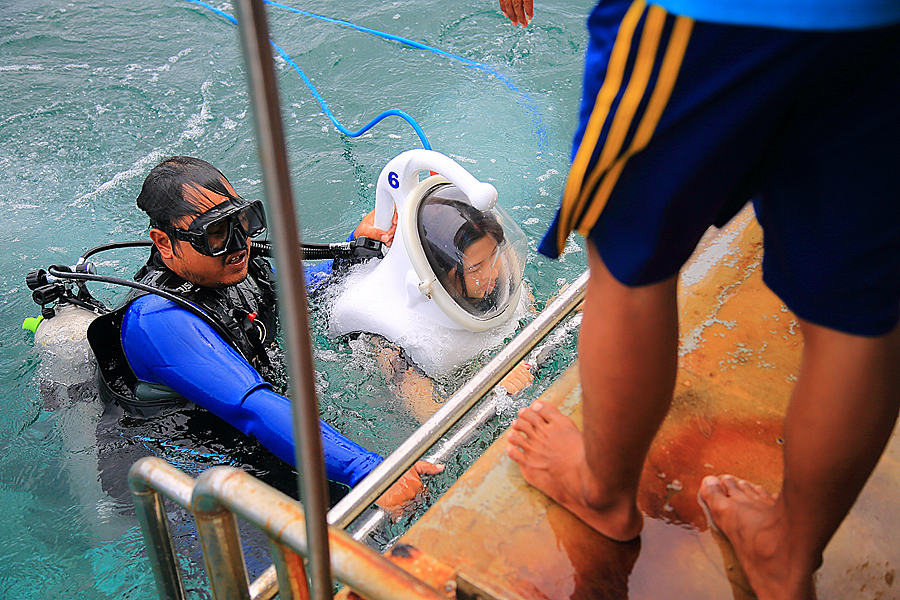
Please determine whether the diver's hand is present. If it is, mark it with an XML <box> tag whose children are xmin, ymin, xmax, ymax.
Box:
<box><xmin>498</xmin><ymin>0</ymin><xmax>533</xmax><ymax>27</ymax></box>
<box><xmin>376</xmin><ymin>460</ymin><xmax>444</xmax><ymax>518</ymax></box>
<box><xmin>354</xmin><ymin>208</ymin><xmax>398</xmax><ymax>246</ymax></box>
<box><xmin>498</xmin><ymin>362</ymin><xmax>533</xmax><ymax>395</ymax></box>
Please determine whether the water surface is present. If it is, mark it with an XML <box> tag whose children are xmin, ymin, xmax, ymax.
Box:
<box><xmin>0</xmin><ymin>1</ymin><xmax>589</xmax><ymax>597</ymax></box>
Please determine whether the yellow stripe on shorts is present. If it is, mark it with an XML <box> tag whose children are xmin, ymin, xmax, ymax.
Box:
<box><xmin>555</xmin><ymin>1</ymin><xmax>694</xmax><ymax>254</ymax></box>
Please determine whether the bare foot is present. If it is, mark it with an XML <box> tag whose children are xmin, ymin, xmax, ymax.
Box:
<box><xmin>699</xmin><ymin>475</ymin><xmax>817</xmax><ymax>600</ymax></box>
<box><xmin>506</xmin><ymin>401</ymin><xmax>642</xmax><ymax>542</ymax></box>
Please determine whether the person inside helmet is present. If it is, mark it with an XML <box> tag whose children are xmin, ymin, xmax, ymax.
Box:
<box><xmin>367</xmin><ymin>185</ymin><xmax>533</xmax><ymax>423</ymax></box>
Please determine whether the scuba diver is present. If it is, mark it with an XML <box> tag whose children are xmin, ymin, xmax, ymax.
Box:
<box><xmin>82</xmin><ymin>156</ymin><xmax>440</xmax><ymax>509</ymax></box>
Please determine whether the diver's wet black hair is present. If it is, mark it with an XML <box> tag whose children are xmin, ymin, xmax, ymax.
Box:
<box><xmin>137</xmin><ymin>156</ymin><xmax>235</xmax><ymax>230</ymax></box>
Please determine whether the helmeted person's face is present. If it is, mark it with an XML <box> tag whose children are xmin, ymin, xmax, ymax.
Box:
<box><xmin>149</xmin><ymin>181</ymin><xmax>252</xmax><ymax>288</ymax></box>
<box><xmin>450</xmin><ymin>235</ymin><xmax>500</xmax><ymax>300</ymax></box>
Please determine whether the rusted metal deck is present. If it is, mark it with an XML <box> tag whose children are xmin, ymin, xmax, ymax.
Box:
<box><xmin>363</xmin><ymin>209</ymin><xmax>899</xmax><ymax>599</ymax></box>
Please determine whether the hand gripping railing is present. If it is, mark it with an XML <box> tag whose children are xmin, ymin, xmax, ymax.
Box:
<box><xmin>129</xmin><ymin>457</ymin><xmax>447</xmax><ymax>600</ymax></box>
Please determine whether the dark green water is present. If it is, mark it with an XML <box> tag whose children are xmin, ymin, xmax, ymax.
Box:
<box><xmin>0</xmin><ymin>0</ymin><xmax>589</xmax><ymax>597</ymax></box>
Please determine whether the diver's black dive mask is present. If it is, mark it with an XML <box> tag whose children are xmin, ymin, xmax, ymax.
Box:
<box><xmin>155</xmin><ymin>197</ymin><xmax>266</xmax><ymax>257</ymax></box>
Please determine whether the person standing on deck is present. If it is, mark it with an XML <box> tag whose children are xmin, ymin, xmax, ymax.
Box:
<box><xmin>496</xmin><ymin>1</ymin><xmax>900</xmax><ymax>598</ymax></box>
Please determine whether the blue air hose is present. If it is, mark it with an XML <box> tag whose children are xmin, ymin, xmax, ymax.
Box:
<box><xmin>263</xmin><ymin>0</ymin><xmax>547</xmax><ymax>154</ymax></box>
<box><xmin>184</xmin><ymin>0</ymin><xmax>432</xmax><ymax>149</ymax></box>
<box><xmin>184</xmin><ymin>0</ymin><xmax>548</xmax><ymax>154</ymax></box>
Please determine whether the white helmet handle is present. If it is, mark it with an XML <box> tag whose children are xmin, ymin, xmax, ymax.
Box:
<box><xmin>374</xmin><ymin>149</ymin><xmax>497</xmax><ymax>230</ymax></box>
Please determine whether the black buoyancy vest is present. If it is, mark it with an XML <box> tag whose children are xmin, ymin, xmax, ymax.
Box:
<box><xmin>88</xmin><ymin>248</ymin><xmax>279</xmax><ymax>415</ymax></box>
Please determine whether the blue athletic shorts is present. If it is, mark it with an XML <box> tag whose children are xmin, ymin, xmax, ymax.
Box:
<box><xmin>539</xmin><ymin>0</ymin><xmax>900</xmax><ymax>336</ymax></box>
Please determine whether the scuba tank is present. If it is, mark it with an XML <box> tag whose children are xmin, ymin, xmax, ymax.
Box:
<box><xmin>24</xmin><ymin>263</ymin><xmax>106</xmax><ymax>408</ymax></box>
<box><xmin>25</xmin><ymin>303</ymin><xmax>100</xmax><ymax>408</ymax></box>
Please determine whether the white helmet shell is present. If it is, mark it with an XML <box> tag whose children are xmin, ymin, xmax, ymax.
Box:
<box><xmin>329</xmin><ymin>150</ymin><xmax>527</xmax><ymax>377</ymax></box>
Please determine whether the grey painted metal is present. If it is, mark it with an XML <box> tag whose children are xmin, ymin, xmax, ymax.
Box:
<box><xmin>330</xmin><ymin>270</ymin><xmax>589</xmax><ymax>530</ymax></box>
<box><xmin>129</xmin><ymin>457</ymin><xmax>194</xmax><ymax>600</ymax></box>
<box><xmin>192</xmin><ymin>483</ymin><xmax>252</xmax><ymax>600</ymax></box>
<box><xmin>193</xmin><ymin>466</ymin><xmax>447</xmax><ymax>600</ymax></box>
<box><xmin>248</xmin><ymin>566</ymin><xmax>279</xmax><ymax>600</ymax></box>
<box><xmin>349</xmin><ymin>508</ymin><xmax>388</xmax><ymax>543</ymax></box>
<box><xmin>232</xmin><ymin>2</ymin><xmax>332</xmax><ymax>599</ymax></box>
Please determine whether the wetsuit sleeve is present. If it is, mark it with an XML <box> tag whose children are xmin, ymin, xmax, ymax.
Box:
<box><xmin>304</xmin><ymin>260</ymin><xmax>333</xmax><ymax>290</ymax></box>
<box><xmin>121</xmin><ymin>294</ymin><xmax>382</xmax><ymax>487</ymax></box>
<box><xmin>267</xmin><ymin>257</ymin><xmax>332</xmax><ymax>291</ymax></box>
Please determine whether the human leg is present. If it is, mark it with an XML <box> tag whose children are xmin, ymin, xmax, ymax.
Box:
<box><xmin>700</xmin><ymin>319</ymin><xmax>900</xmax><ymax>600</ymax></box>
<box><xmin>507</xmin><ymin>241</ymin><xmax>678</xmax><ymax>541</ymax></box>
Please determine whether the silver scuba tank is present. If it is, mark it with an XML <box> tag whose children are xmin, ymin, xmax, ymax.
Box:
<box><xmin>26</xmin><ymin>303</ymin><xmax>100</xmax><ymax>408</ymax></box>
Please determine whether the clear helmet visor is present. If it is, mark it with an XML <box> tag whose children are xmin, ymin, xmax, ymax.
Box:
<box><xmin>417</xmin><ymin>184</ymin><xmax>526</xmax><ymax>322</ymax></box>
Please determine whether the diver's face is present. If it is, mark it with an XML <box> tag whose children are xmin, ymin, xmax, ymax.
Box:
<box><xmin>457</xmin><ymin>235</ymin><xmax>500</xmax><ymax>299</ymax></box>
<box><xmin>151</xmin><ymin>181</ymin><xmax>251</xmax><ymax>288</ymax></box>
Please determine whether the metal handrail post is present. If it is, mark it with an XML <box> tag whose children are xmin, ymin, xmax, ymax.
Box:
<box><xmin>193</xmin><ymin>466</ymin><xmax>447</xmax><ymax>600</ymax></box>
<box><xmin>329</xmin><ymin>270</ymin><xmax>589</xmax><ymax>529</ymax></box>
<box><xmin>248</xmin><ymin>565</ymin><xmax>279</xmax><ymax>600</ymax></box>
<box><xmin>268</xmin><ymin>540</ymin><xmax>311</xmax><ymax>600</ymax></box>
<box><xmin>129</xmin><ymin>457</ymin><xmax>194</xmax><ymax>600</ymax></box>
<box><xmin>192</xmin><ymin>499</ymin><xmax>252</xmax><ymax>600</ymax></box>
<box><xmin>233</xmin><ymin>1</ymin><xmax>332</xmax><ymax>599</ymax></box>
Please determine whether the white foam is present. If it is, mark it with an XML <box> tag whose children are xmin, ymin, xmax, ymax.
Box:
<box><xmin>536</xmin><ymin>168</ymin><xmax>558</xmax><ymax>182</ymax></box>
<box><xmin>0</xmin><ymin>64</ymin><xmax>44</xmax><ymax>71</ymax></box>
<box><xmin>448</xmin><ymin>153</ymin><xmax>477</xmax><ymax>164</ymax></box>
<box><xmin>70</xmin><ymin>79</ymin><xmax>214</xmax><ymax>207</ymax></box>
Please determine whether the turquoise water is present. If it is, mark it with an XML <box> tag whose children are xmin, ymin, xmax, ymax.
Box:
<box><xmin>0</xmin><ymin>0</ymin><xmax>589</xmax><ymax>597</ymax></box>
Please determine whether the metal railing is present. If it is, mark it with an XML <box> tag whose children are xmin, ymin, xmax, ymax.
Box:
<box><xmin>129</xmin><ymin>457</ymin><xmax>447</xmax><ymax>600</ymax></box>
<box><xmin>335</xmin><ymin>273</ymin><xmax>587</xmax><ymax>537</ymax></box>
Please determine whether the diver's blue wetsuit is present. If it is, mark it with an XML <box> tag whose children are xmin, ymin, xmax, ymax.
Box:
<box><xmin>119</xmin><ymin>259</ymin><xmax>383</xmax><ymax>488</ymax></box>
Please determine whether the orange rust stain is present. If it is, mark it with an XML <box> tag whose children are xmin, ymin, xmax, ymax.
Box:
<box><xmin>639</xmin><ymin>413</ymin><xmax>784</xmax><ymax>530</ymax></box>
<box><xmin>676</xmin><ymin>215</ymin><xmax>802</xmax><ymax>417</ymax></box>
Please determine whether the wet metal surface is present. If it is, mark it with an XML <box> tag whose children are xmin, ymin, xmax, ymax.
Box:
<box><xmin>399</xmin><ymin>209</ymin><xmax>900</xmax><ymax>599</ymax></box>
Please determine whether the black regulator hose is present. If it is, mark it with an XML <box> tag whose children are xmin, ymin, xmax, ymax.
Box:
<box><xmin>77</xmin><ymin>238</ymin><xmax>382</xmax><ymax>263</ymax></box>
<box><xmin>46</xmin><ymin>266</ymin><xmax>238</xmax><ymax>352</ymax></box>
<box><xmin>80</xmin><ymin>240</ymin><xmax>154</xmax><ymax>261</ymax></box>
<box><xmin>252</xmin><ymin>237</ymin><xmax>383</xmax><ymax>261</ymax></box>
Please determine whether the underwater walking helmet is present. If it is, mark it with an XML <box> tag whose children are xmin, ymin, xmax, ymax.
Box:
<box><xmin>329</xmin><ymin>149</ymin><xmax>528</xmax><ymax>376</ymax></box>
